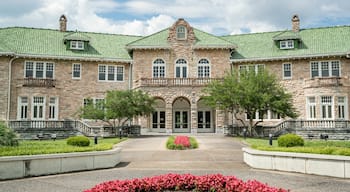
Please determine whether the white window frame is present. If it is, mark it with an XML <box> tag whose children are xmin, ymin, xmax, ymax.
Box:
<box><xmin>282</xmin><ymin>63</ymin><xmax>292</xmax><ymax>79</ymax></box>
<box><xmin>198</xmin><ymin>58</ymin><xmax>211</xmax><ymax>78</ymax></box>
<box><xmin>98</xmin><ymin>64</ymin><xmax>124</xmax><ymax>82</ymax></box>
<box><xmin>175</xmin><ymin>59</ymin><xmax>188</xmax><ymax>78</ymax></box>
<box><xmin>83</xmin><ymin>98</ymin><xmax>105</xmax><ymax>110</ymax></box>
<box><xmin>72</xmin><ymin>63</ymin><xmax>81</xmax><ymax>79</ymax></box>
<box><xmin>32</xmin><ymin>96</ymin><xmax>45</xmax><ymax>120</ymax></box>
<box><xmin>70</xmin><ymin>41</ymin><xmax>84</xmax><ymax>50</ymax></box>
<box><xmin>176</xmin><ymin>26</ymin><xmax>187</xmax><ymax>40</ymax></box>
<box><xmin>307</xmin><ymin>96</ymin><xmax>316</xmax><ymax>120</ymax></box>
<box><xmin>321</xmin><ymin>96</ymin><xmax>333</xmax><ymax>119</ymax></box>
<box><xmin>25</xmin><ymin>61</ymin><xmax>55</xmax><ymax>79</ymax></box>
<box><xmin>310</xmin><ymin>60</ymin><xmax>341</xmax><ymax>78</ymax></box>
<box><xmin>280</xmin><ymin>40</ymin><xmax>294</xmax><ymax>49</ymax></box>
<box><xmin>152</xmin><ymin>58</ymin><xmax>166</xmax><ymax>78</ymax></box>
<box><xmin>17</xmin><ymin>96</ymin><xmax>28</xmax><ymax>120</ymax></box>
<box><xmin>239</xmin><ymin>64</ymin><xmax>265</xmax><ymax>74</ymax></box>
<box><xmin>48</xmin><ymin>97</ymin><xmax>59</xmax><ymax>120</ymax></box>
<box><xmin>337</xmin><ymin>96</ymin><xmax>347</xmax><ymax>120</ymax></box>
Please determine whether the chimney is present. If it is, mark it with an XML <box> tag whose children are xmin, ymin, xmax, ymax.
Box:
<box><xmin>59</xmin><ymin>15</ymin><xmax>67</xmax><ymax>32</ymax></box>
<box><xmin>291</xmin><ymin>14</ymin><xmax>300</xmax><ymax>32</ymax></box>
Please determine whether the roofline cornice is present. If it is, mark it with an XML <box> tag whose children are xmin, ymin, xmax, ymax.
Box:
<box><xmin>231</xmin><ymin>52</ymin><xmax>348</xmax><ymax>63</ymax></box>
<box><xmin>126</xmin><ymin>45</ymin><xmax>171</xmax><ymax>50</ymax></box>
<box><xmin>0</xmin><ymin>52</ymin><xmax>132</xmax><ymax>63</ymax></box>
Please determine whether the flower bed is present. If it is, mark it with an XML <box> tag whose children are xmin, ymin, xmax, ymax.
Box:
<box><xmin>166</xmin><ymin>136</ymin><xmax>198</xmax><ymax>150</ymax></box>
<box><xmin>84</xmin><ymin>173</ymin><xmax>288</xmax><ymax>192</ymax></box>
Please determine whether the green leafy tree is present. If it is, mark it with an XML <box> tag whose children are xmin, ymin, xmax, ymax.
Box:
<box><xmin>0</xmin><ymin>121</ymin><xmax>18</xmax><ymax>146</ymax></box>
<box><xmin>203</xmin><ymin>69</ymin><xmax>298</xmax><ymax>136</ymax></box>
<box><xmin>79</xmin><ymin>90</ymin><xmax>155</xmax><ymax>132</ymax></box>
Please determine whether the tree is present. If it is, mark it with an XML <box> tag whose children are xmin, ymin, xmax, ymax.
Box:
<box><xmin>203</xmin><ymin>69</ymin><xmax>298</xmax><ymax>136</ymax></box>
<box><xmin>79</xmin><ymin>90</ymin><xmax>155</xmax><ymax>133</ymax></box>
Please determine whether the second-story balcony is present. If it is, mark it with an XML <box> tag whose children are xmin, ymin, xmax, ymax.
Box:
<box><xmin>303</xmin><ymin>77</ymin><xmax>348</xmax><ymax>88</ymax></box>
<box><xmin>20</xmin><ymin>77</ymin><xmax>56</xmax><ymax>88</ymax></box>
<box><xmin>136</xmin><ymin>78</ymin><xmax>222</xmax><ymax>87</ymax></box>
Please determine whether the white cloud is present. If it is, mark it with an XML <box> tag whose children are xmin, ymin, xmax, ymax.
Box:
<box><xmin>0</xmin><ymin>0</ymin><xmax>350</xmax><ymax>36</ymax></box>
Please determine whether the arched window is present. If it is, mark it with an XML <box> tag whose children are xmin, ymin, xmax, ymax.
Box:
<box><xmin>198</xmin><ymin>59</ymin><xmax>210</xmax><ymax>78</ymax></box>
<box><xmin>153</xmin><ymin>59</ymin><xmax>165</xmax><ymax>78</ymax></box>
<box><xmin>176</xmin><ymin>26</ymin><xmax>186</xmax><ymax>39</ymax></box>
<box><xmin>175</xmin><ymin>59</ymin><xmax>187</xmax><ymax>78</ymax></box>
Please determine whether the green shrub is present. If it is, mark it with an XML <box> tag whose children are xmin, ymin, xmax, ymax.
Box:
<box><xmin>67</xmin><ymin>136</ymin><xmax>90</xmax><ymax>147</ymax></box>
<box><xmin>278</xmin><ymin>134</ymin><xmax>304</xmax><ymax>147</ymax></box>
<box><xmin>0</xmin><ymin>121</ymin><xmax>18</xmax><ymax>146</ymax></box>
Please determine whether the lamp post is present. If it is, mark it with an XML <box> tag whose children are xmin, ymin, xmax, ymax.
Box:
<box><xmin>269</xmin><ymin>133</ymin><xmax>273</xmax><ymax>146</ymax></box>
<box><xmin>119</xmin><ymin>128</ymin><xmax>122</xmax><ymax>140</ymax></box>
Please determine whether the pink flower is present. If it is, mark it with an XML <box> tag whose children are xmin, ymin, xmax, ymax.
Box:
<box><xmin>84</xmin><ymin>173</ymin><xmax>289</xmax><ymax>192</ymax></box>
<box><xmin>174</xmin><ymin>136</ymin><xmax>191</xmax><ymax>148</ymax></box>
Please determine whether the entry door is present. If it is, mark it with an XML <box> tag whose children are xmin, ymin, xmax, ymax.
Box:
<box><xmin>32</xmin><ymin>96</ymin><xmax>45</xmax><ymax>120</ymax></box>
<box><xmin>175</xmin><ymin>59</ymin><xmax>187</xmax><ymax>78</ymax></box>
<box><xmin>198</xmin><ymin>111</ymin><xmax>213</xmax><ymax>133</ymax></box>
<box><xmin>174</xmin><ymin>111</ymin><xmax>189</xmax><ymax>132</ymax></box>
<box><xmin>152</xmin><ymin>111</ymin><xmax>166</xmax><ymax>130</ymax></box>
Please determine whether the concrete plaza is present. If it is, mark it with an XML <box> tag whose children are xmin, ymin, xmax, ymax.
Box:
<box><xmin>0</xmin><ymin>135</ymin><xmax>349</xmax><ymax>192</ymax></box>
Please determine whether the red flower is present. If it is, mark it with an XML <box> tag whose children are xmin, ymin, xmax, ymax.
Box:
<box><xmin>84</xmin><ymin>173</ymin><xmax>289</xmax><ymax>192</ymax></box>
<box><xmin>174</xmin><ymin>136</ymin><xmax>191</xmax><ymax>148</ymax></box>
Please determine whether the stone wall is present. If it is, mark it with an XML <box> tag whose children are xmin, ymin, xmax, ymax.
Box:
<box><xmin>10</xmin><ymin>58</ymin><xmax>130</xmax><ymax>120</ymax></box>
<box><xmin>0</xmin><ymin>57</ymin><xmax>9</xmax><ymax>121</ymax></box>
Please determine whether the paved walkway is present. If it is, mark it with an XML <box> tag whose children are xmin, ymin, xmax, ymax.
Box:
<box><xmin>0</xmin><ymin>135</ymin><xmax>350</xmax><ymax>192</ymax></box>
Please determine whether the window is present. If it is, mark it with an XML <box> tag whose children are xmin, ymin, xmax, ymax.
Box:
<box><xmin>307</xmin><ymin>97</ymin><xmax>316</xmax><ymax>119</ymax></box>
<box><xmin>98</xmin><ymin>65</ymin><xmax>124</xmax><ymax>82</ymax></box>
<box><xmin>310</xmin><ymin>61</ymin><xmax>340</xmax><ymax>78</ymax></box>
<box><xmin>153</xmin><ymin>59</ymin><xmax>166</xmax><ymax>78</ymax></box>
<box><xmin>25</xmin><ymin>61</ymin><xmax>55</xmax><ymax>78</ymax></box>
<box><xmin>321</xmin><ymin>96</ymin><xmax>332</xmax><ymax>119</ymax></box>
<box><xmin>17</xmin><ymin>97</ymin><xmax>28</xmax><ymax>120</ymax></box>
<box><xmin>83</xmin><ymin>98</ymin><xmax>104</xmax><ymax>110</ymax></box>
<box><xmin>175</xmin><ymin>59</ymin><xmax>187</xmax><ymax>78</ymax></box>
<box><xmin>280</xmin><ymin>40</ymin><xmax>294</xmax><ymax>49</ymax></box>
<box><xmin>283</xmin><ymin>63</ymin><xmax>292</xmax><ymax>79</ymax></box>
<box><xmin>176</xmin><ymin>26</ymin><xmax>186</xmax><ymax>39</ymax></box>
<box><xmin>72</xmin><ymin>63</ymin><xmax>81</xmax><ymax>79</ymax></box>
<box><xmin>48</xmin><ymin>97</ymin><xmax>58</xmax><ymax>120</ymax></box>
<box><xmin>239</xmin><ymin>64</ymin><xmax>265</xmax><ymax>75</ymax></box>
<box><xmin>70</xmin><ymin>41</ymin><xmax>84</xmax><ymax>50</ymax></box>
<box><xmin>198</xmin><ymin>59</ymin><xmax>210</xmax><ymax>78</ymax></box>
<box><xmin>338</xmin><ymin>97</ymin><xmax>347</xmax><ymax>119</ymax></box>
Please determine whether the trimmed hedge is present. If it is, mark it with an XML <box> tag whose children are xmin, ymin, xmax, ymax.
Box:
<box><xmin>278</xmin><ymin>134</ymin><xmax>304</xmax><ymax>147</ymax></box>
<box><xmin>67</xmin><ymin>136</ymin><xmax>90</xmax><ymax>147</ymax></box>
<box><xmin>84</xmin><ymin>173</ymin><xmax>288</xmax><ymax>192</ymax></box>
<box><xmin>0</xmin><ymin>121</ymin><xmax>18</xmax><ymax>146</ymax></box>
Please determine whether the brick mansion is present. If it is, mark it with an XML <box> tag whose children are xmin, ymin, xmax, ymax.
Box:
<box><xmin>1</xmin><ymin>15</ymin><xmax>350</xmax><ymax>136</ymax></box>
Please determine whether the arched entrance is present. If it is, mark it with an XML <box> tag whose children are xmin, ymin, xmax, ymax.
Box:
<box><xmin>151</xmin><ymin>98</ymin><xmax>166</xmax><ymax>132</ymax></box>
<box><xmin>197</xmin><ymin>99</ymin><xmax>215</xmax><ymax>133</ymax></box>
<box><xmin>173</xmin><ymin>97</ymin><xmax>190</xmax><ymax>133</ymax></box>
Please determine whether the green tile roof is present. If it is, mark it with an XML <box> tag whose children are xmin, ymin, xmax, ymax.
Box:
<box><xmin>272</xmin><ymin>30</ymin><xmax>301</xmax><ymax>40</ymax></box>
<box><xmin>64</xmin><ymin>31</ymin><xmax>91</xmax><ymax>41</ymax></box>
<box><xmin>126</xmin><ymin>28</ymin><xmax>236</xmax><ymax>49</ymax></box>
<box><xmin>0</xmin><ymin>27</ymin><xmax>140</xmax><ymax>61</ymax></box>
<box><xmin>222</xmin><ymin>26</ymin><xmax>350</xmax><ymax>62</ymax></box>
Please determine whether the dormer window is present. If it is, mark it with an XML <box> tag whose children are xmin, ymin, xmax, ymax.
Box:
<box><xmin>176</xmin><ymin>26</ymin><xmax>186</xmax><ymax>39</ymax></box>
<box><xmin>70</xmin><ymin>41</ymin><xmax>84</xmax><ymax>50</ymax></box>
<box><xmin>280</xmin><ymin>40</ymin><xmax>294</xmax><ymax>49</ymax></box>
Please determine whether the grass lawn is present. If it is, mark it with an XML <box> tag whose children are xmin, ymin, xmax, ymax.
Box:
<box><xmin>0</xmin><ymin>137</ymin><xmax>127</xmax><ymax>156</ymax></box>
<box><xmin>243</xmin><ymin>137</ymin><xmax>350</xmax><ymax>156</ymax></box>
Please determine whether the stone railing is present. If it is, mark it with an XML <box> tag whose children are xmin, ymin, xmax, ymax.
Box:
<box><xmin>136</xmin><ymin>78</ymin><xmax>222</xmax><ymax>87</ymax></box>
<box><xmin>9</xmin><ymin>120</ymin><xmax>75</xmax><ymax>130</ymax></box>
<box><xmin>303</xmin><ymin>77</ymin><xmax>346</xmax><ymax>88</ymax></box>
<box><xmin>20</xmin><ymin>77</ymin><xmax>56</xmax><ymax>87</ymax></box>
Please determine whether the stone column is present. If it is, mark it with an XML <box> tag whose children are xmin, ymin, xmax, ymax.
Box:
<box><xmin>215</xmin><ymin>109</ymin><xmax>225</xmax><ymax>134</ymax></box>
<box><xmin>190</xmin><ymin>100</ymin><xmax>197</xmax><ymax>134</ymax></box>
<box><xmin>165</xmin><ymin>102</ymin><xmax>173</xmax><ymax>134</ymax></box>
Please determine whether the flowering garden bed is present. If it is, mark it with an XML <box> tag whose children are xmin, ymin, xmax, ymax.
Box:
<box><xmin>84</xmin><ymin>173</ymin><xmax>288</xmax><ymax>192</ymax></box>
<box><xmin>166</xmin><ymin>135</ymin><xmax>198</xmax><ymax>150</ymax></box>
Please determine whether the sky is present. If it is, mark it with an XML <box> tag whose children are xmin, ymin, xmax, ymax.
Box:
<box><xmin>1</xmin><ymin>0</ymin><xmax>350</xmax><ymax>36</ymax></box>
